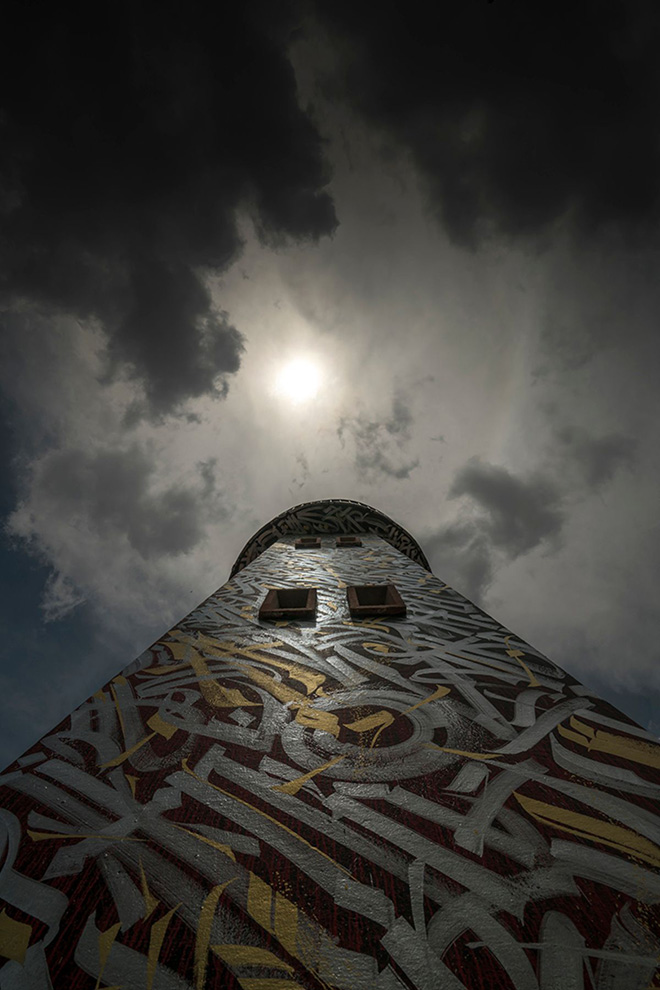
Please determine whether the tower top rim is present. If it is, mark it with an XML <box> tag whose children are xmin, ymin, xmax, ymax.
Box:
<box><xmin>229</xmin><ymin>498</ymin><xmax>430</xmax><ymax>578</ymax></box>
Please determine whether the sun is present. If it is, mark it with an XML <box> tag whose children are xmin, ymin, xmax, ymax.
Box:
<box><xmin>274</xmin><ymin>358</ymin><xmax>322</xmax><ymax>404</ymax></box>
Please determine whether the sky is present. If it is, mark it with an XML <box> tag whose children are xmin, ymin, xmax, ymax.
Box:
<box><xmin>1</xmin><ymin>0</ymin><xmax>659</xmax><ymax>770</ymax></box>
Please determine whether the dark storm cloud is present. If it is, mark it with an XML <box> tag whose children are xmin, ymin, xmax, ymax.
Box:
<box><xmin>20</xmin><ymin>445</ymin><xmax>225</xmax><ymax>560</ymax></box>
<box><xmin>423</xmin><ymin>522</ymin><xmax>494</xmax><ymax>604</ymax></box>
<box><xmin>0</xmin><ymin>0</ymin><xmax>337</xmax><ymax>416</ymax></box>
<box><xmin>337</xmin><ymin>394</ymin><xmax>419</xmax><ymax>480</ymax></box>
<box><xmin>449</xmin><ymin>459</ymin><xmax>565</xmax><ymax>557</ymax></box>
<box><xmin>556</xmin><ymin>427</ymin><xmax>637</xmax><ymax>490</ymax></box>
<box><xmin>311</xmin><ymin>0</ymin><xmax>660</xmax><ymax>247</ymax></box>
<box><xmin>424</xmin><ymin>459</ymin><xmax>565</xmax><ymax>602</ymax></box>
<box><xmin>424</xmin><ymin>424</ymin><xmax>637</xmax><ymax>602</ymax></box>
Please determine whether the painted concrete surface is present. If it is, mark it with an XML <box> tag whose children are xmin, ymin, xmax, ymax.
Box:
<box><xmin>1</xmin><ymin>502</ymin><xmax>660</xmax><ymax>988</ymax></box>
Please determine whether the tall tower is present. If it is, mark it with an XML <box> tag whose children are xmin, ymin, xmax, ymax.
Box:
<box><xmin>1</xmin><ymin>498</ymin><xmax>659</xmax><ymax>989</ymax></box>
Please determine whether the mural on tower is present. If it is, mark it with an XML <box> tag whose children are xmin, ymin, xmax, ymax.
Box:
<box><xmin>1</xmin><ymin>499</ymin><xmax>659</xmax><ymax>989</ymax></box>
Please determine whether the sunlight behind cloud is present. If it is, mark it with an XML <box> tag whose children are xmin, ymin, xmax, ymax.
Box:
<box><xmin>274</xmin><ymin>357</ymin><xmax>322</xmax><ymax>404</ymax></box>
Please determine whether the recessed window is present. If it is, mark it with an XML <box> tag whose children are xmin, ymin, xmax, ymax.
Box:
<box><xmin>295</xmin><ymin>536</ymin><xmax>321</xmax><ymax>549</ymax></box>
<box><xmin>336</xmin><ymin>535</ymin><xmax>362</xmax><ymax>547</ymax></box>
<box><xmin>259</xmin><ymin>587</ymin><xmax>317</xmax><ymax>621</ymax></box>
<box><xmin>346</xmin><ymin>584</ymin><xmax>406</xmax><ymax>618</ymax></box>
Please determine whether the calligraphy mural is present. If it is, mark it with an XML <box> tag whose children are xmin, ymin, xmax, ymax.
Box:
<box><xmin>1</xmin><ymin>499</ymin><xmax>660</xmax><ymax>989</ymax></box>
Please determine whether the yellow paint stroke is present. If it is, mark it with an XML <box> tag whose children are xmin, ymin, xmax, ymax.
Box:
<box><xmin>170</xmin><ymin>822</ymin><xmax>236</xmax><ymax>862</ymax></box>
<box><xmin>344</xmin><ymin>685</ymin><xmax>451</xmax><ymax>750</ymax></box>
<box><xmin>165</xmin><ymin>643</ymin><xmax>259</xmax><ymax>709</ymax></box>
<box><xmin>275</xmin><ymin>621</ymin><xmax>290</xmax><ymax>627</ymax></box>
<box><xmin>211</xmin><ymin>945</ymin><xmax>294</xmax><ymax>970</ymax></box>
<box><xmin>101</xmin><ymin>712</ymin><xmax>178</xmax><ymax>768</ymax></box>
<box><xmin>147</xmin><ymin>903</ymin><xmax>181</xmax><ymax>990</ymax></box>
<box><xmin>513</xmin><ymin>791</ymin><xmax>660</xmax><ymax>868</ymax></box>
<box><xmin>139</xmin><ymin>858</ymin><xmax>159</xmax><ymax>919</ymax></box>
<box><xmin>326</xmin><ymin>601</ymin><xmax>338</xmax><ymax>611</ymax></box>
<box><xmin>246</xmin><ymin>875</ymin><xmax>299</xmax><ymax>963</ymax></box>
<box><xmin>101</xmin><ymin>735</ymin><xmax>154</xmax><ymax>769</ymax></box>
<box><xmin>292</xmin><ymin>705</ymin><xmax>340</xmax><ymax>738</ymax></box>
<box><xmin>185</xmin><ymin>633</ymin><xmax>285</xmax><ymax>665</ymax></box>
<box><xmin>125</xmin><ymin>774</ymin><xmax>138</xmax><ymax>799</ymax></box>
<box><xmin>147</xmin><ymin>711</ymin><xmax>178</xmax><ymax>740</ymax></box>
<box><xmin>0</xmin><ymin>909</ymin><xmax>31</xmax><ymax>965</ymax></box>
<box><xmin>424</xmin><ymin>743</ymin><xmax>497</xmax><ymax>761</ymax></box>
<box><xmin>272</xmin><ymin>756</ymin><xmax>346</xmax><ymax>796</ymax></box>
<box><xmin>363</xmin><ymin>642</ymin><xmax>389</xmax><ymax>654</ymax></box>
<box><xmin>274</xmin><ymin>892</ymin><xmax>298</xmax><ymax>957</ymax></box>
<box><xmin>95</xmin><ymin>921</ymin><xmax>121</xmax><ymax>990</ymax></box>
<box><xmin>232</xmin><ymin>654</ymin><xmax>325</xmax><ymax>697</ymax></box>
<box><xmin>143</xmin><ymin>633</ymin><xmax>283</xmax><ymax>674</ymax></box>
<box><xmin>93</xmin><ymin>689</ymin><xmax>107</xmax><ymax>705</ymax></box>
<box><xmin>213</xmin><ymin>659</ymin><xmax>337</xmax><ymax>740</ymax></box>
<box><xmin>504</xmin><ymin>636</ymin><xmax>541</xmax><ymax>687</ymax></box>
<box><xmin>247</xmin><ymin>873</ymin><xmax>273</xmax><ymax>931</ymax></box>
<box><xmin>109</xmin><ymin>683</ymin><xmax>128</xmax><ymax>746</ymax></box>
<box><xmin>166</xmin><ymin>634</ymin><xmax>328</xmax><ymax>710</ymax></box>
<box><xmin>28</xmin><ymin>830</ymin><xmax>144</xmax><ymax>843</ymax></box>
<box><xmin>232</xmin><ymin>663</ymin><xmax>304</xmax><ymax>707</ymax></box>
<box><xmin>182</xmin><ymin>759</ymin><xmax>354</xmax><ymax>878</ymax></box>
<box><xmin>402</xmin><ymin>684</ymin><xmax>450</xmax><ymax>715</ymax></box>
<box><xmin>195</xmin><ymin>881</ymin><xmax>235</xmax><ymax>990</ymax></box>
<box><xmin>322</xmin><ymin>565</ymin><xmax>346</xmax><ymax>589</ymax></box>
<box><xmin>557</xmin><ymin>715</ymin><xmax>660</xmax><ymax>771</ymax></box>
<box><xmin>344</xmin><ymin>710</ymin><xmax>394</xmax><ymax>749</ymax></box>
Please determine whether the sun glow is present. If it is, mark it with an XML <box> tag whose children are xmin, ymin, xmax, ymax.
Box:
<box><xmin>274</xmin><ymin>358</ymin><xmax>322</xmax><ymax>404</ymax></box>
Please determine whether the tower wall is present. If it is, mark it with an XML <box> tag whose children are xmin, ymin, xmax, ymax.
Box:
<box><xmin>1</xmin><ymin>505</ymin><xmax>659</xmax><ymax>989</ymax></box>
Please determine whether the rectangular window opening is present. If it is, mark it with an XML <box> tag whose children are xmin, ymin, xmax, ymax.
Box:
<box><xmin>295</xmin><ymin>536</ymin><xmax>321</xmax><ymax>549</ymax></box>
<box><xmin>259</xmin><ymin>587</ymin><xmax>317</xmax><ymax>621</ymax></box>
<box><xmin>336</xmin><ymin>536</ymin><xmax>362</xmax><ymax>547</ymax></box>
<box><xmin>347</xmin><ymin>583</ymin><xmax>406</xmax><ymax>618</ymax></box>
<box><xmin>277</xmin><ymin>588</ymin><xmax>309</xmax><ymax>609</ymax></box>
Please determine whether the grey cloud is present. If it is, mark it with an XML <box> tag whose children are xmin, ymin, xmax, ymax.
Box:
<box><xmin>311</xmin><ymin>2</ymin><xmax>660</xmax><ymax>248</ymax></box>
<box><xmin>337</xmin><ymin>394</ymin><xmax>419</xmax><ymax>480</ymax></box>
<box><xmin>556</xmin><ymin>426</ymin><xmax>637</xmax><ymax>490</ymax></box>
<box><xmin>449</xmin><ymin>459</ymin><xmax>565</xmax><ymax>557</ymax></box>
<box><xmin>424</xmin><ymin>423</ymin><xmax>636</xmax><ymax>605</ymax></box>
<box><xmin>384</xmin><ymin>395</ymin><xmax>414</xmax><ymax>436</ymax></box>
<box><xmin>14</xmin><ymin>446</ymin><xmax>226</xmax><ymax>563</ymax></box>
<box><xmin>423</xmin><ymin>522</ymin><xmax>494</xmax><ymax>603</ymax></box>
<box><xmin>0</xmin><ymin>2</ymin><xmax>337</xmax><ymax>417</ymax></box>
<box><xmin>357</xmin><ymin>448</ymin><xmax>418</xmax><ymax>481</ymax></box>
<box><xmin>423</xmin><ymin>459</ymin><xmax>565</xmax><ymax>604</ymax></box>
<box><xmin>102</xmin><ymin>262</ymin><xmax>245</xmax><ymax>417</ymax></box>
<box><xmin>41</xmin><ymin>573</ymin><xmax>87</xmax><ymax>624</ymax></box>
<box><xmin>292</xmin><ymin>452</ymin><xmax>310</xmax><ymax>490</ymax></box>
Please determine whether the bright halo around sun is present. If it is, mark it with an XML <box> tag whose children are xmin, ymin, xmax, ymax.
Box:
<box><xmin>274</xmin><ymin>357</ymin><xmax>322</xmax><ymax>404</ymax></box>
